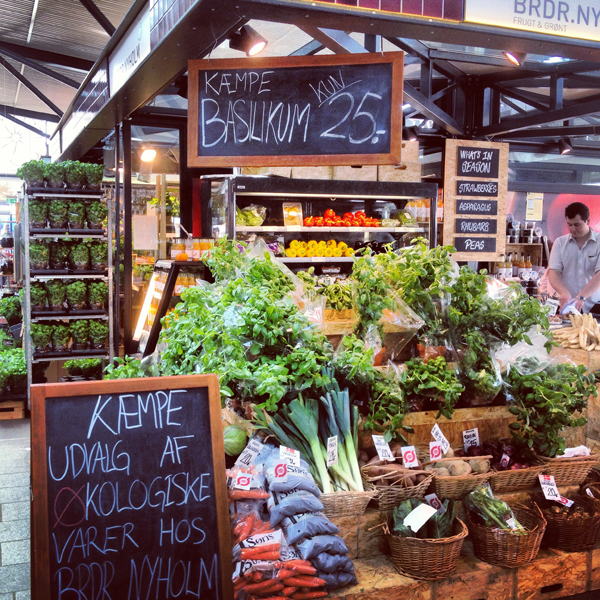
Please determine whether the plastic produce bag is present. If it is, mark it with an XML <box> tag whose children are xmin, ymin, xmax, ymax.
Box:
<box><xmin>493</xmin><ymin>327</ymin><xmax>556</xmax><ymax>375</ymax></box>
<box><xmin>376</xmin><ymin>293</ymin><xmax>425</xmax><ymax>360</ymax></box>
<box><xmin>311</xmin><ymin>552</ymin><xmax>353</xmax><ymax>573</ymax></box>
<box><xmin>265</xmin><ymin>456</ymin><xmax>322</xmax><ymax>497</ymax></box>
<box><xmin>236</xmin><ymin>204</ymin><xmax>266</xmax><ymax>226</ymax></box>
<box><xmin>282</xmin><ymin>511</ymin><xmax>340</xmax><ymax>545</ymax></box>
<box><xmin>464</xmin><ymin>484</ymin><xmax>525</xmax><ymax>532</ymax></box>
<box><xmin>227</xmin><ymin>464</ymin><xmax>269</xmax><ymax>502</ymax></box>
<box><xmin>268</xmin><ymin>490</ymin><xmax>325</xmax><ymax>526</ymax></box>
<box><xmin>297</xmin><ymin>535</ymin><xmax>349</xmax><ymax>560</ymax></box>
<box><xmin>315</xmin><ymin>569</ymin><xmax>358</xmax><ymax>590</ymax></box>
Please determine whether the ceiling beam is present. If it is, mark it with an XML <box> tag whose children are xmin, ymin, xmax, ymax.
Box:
<box><xmin>0</xmin><ymin>112</ymin><xmax>50</xmax><ymax>137</ymax></box>
<box><xmin>78</xmin><ymin>0</ymin><xmax>116</xmax><ymax>36</ymax></box>
<box><xmin>0</xmin><ymin>41</ymin><xmax>93</xmax><ymax>72</ymax></box>
<box><xmin>403</xmin><ymin>82</ymin><xmax>464</xmax><ymax>136</ymax></box>
<box><xmin>290</xmin><ymin>39</ymin><xmax>323</xmax><ymax>56</ymax></box>
<box><xmin>0</xmin><ymin>104</ymin><xmax>60</xmax><ymax>123</ymax></box>
<box><xmin>479</xmin><ymin>60</ymin><xmax>600</xmax><ymax>86</ymax></box>
<box><xmin>477</xmin><ymin>97</ymin><xmax>600</xmax><ymax>136</ymax></box>
<box><xmin>297</xmin><ymin>26</ymin><xmax>367</xmax><ymax>54</ymax></box>
<box><xmin>0</xmin><ymin>56</ymin><xmax>63</xmax><ymax>116</ymax></box>
<box><xmin>500</xmin><ymin>96</ymin><xmax>529</xmax><ymax>116</ymax></box>
<box><xmin>489</xmin><ymin>83</ymin><xmax>548</xmax><ymax>112</ymax></box>
<box><xmin>496</xmin><ymin>125</ymin><xmax>600</xmax><ymax>139</ymax></box>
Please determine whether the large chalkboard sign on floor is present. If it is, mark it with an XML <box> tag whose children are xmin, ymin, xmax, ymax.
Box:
<box><xmin>188</xmin><ymin>53</ymin><xmax>403</xmax><ymax>167</ymax></box>
<box><xmin>31</xmin><ymin>375</ymin><xmax>232</xmax><ymax>600</ymax></box>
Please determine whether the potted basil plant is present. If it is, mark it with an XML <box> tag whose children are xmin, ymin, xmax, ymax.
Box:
<box><xmin>69</xmin><ymin>201</ymin><xmax>86</xmax><ymax>229</ymax></box>
<box><xmin>66</xmin><ymin>280</ymin><xmax>87</xmax><ymax>311</ymax></box>
<box><xmin>86</xmin><ymin>201</ymin><xmax>108</xmax><ymax>229</ymax></box>
<box><xmin>84</xmin><ymin>163</ymin><xmax>104</xmax><ymax>190</ymax></box>
<box><xmin>64</xmin><ymin>160</ymin><xmax>86</xmax><ymax>189</ymax></box>
<box><xmin>49</xmin><ymin>242</ymin><xmax>70</xmax><ymax>270</ymax></box>
<box><xmin>89</xmin><ymin>243</ymin><xmax>108</xmax><ymax>270</ymax></box>
<box><xmin>16</xmin><ymin>159</ymin><xmax>45</xmax><ymax>187</ymax></box>
<box><xmin>51</xmin><ymin>323</ymin><xmax>71</xmax><ymax>352</ymax></box>
<box><xmin>30</xmin><ymin>242</ymin><xmax>49</xmax><ymax>269</ymax></box>
<box><xmin>70</xmin><ymin>319</ymin><xmax>90</xmax><ymax>350</ymax></box>
<box><xmin>88</xmin><ymin>281</ymin><xmax>108</xmax><ymax>309</ymax></box>
<box><xmin>70</xmin><ymin>242</ymin><xmax>89</xmax><ymax>271</ymax></box>
<box><xmin>48</xmin><ymin>199</ymin><xmax>68</xmax><ymax>229</ymax></box>
<box><xmin>30</xmin><ymin>283</ymin><xmax>48</xmax><ymax>311</ymax></box>
<box><xmin>4</xmin><ymin>349</ymin><xmax>27</xmax><ymax>394</ymax></box>
<box><xmin>89</xmin><ymin>320</ymin><xmax>109</xmax><ymax>350</ymax></box>
<box><xmin>44</xmin><ymin>162</ymin><xmax>66</xmax><ymax>188</ymax></box>
<box><xmin>31</xmin><ymin>323</ymin><xmax>53</xmax><ymax>353</ymax></box>
<box><xmin>46</xmin><ymin>279</ymin><xmax>67</xmax><ymax>311</ymax></box>
<box><xmin>29</xmin><ymin>199</ymin><xmax>48</xmax><ymax>228</ymax></box>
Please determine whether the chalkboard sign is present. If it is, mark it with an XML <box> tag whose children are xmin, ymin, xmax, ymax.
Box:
<box><xmin>456</xmin><ymin>180</ymin><xmax>499</xmax><ymax>197</ymax></box>
<box><xmin>454</xmin><ymin>237</ymin><xmax>497</xmax><ymax>252</ymax></box>
<box><xmin>31</xmin><ymin>375</ymin><xmax>232</xmax><ymax>600</ymax></box>
<box><xmin>457</xmin><ymin>147</ymin><xmax>500</xmax><ymax>178</ymax></box>
<box><xmin>455</xmin><ymin>218</ymin><xmax>497</xmax><ymax>234</ymax></box>
<box><xmin>187</xmin><ymin>53</ymin><xmax>403</xmax><ymax>167</ymax></box>
<box><xmin>456</xmin><ymin>199</ymin><xmax>498</xmax><ymax>216</ymax></box>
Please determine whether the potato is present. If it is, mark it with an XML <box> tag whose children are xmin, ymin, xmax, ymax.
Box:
<box><xmin>359</xmin><ymin>451</ymin><xmax>369</xmax><ymax>463</ymax></box>
<box><xmin>448</xmin><ymin>460</ymin><xmax>472</xmax><ymax>477</ymax></box>
<box><xmin>444</xmin><ymin>447</ymin><xmax>455</xmax><ymax>458</ymax></box>
<box><xmin>470</xmin><ymin>458</ymin><xmax>490</xmax><ymax>474</ymax></box>
<box><xmin>424</xmin><ymin>464</ymin><xmax>435</xmax><ymax>471</ymax></box>
<box><xmin>432</xmin><ymin>467</ymin><xmax>450</xmax><ymax>477</ymax></box>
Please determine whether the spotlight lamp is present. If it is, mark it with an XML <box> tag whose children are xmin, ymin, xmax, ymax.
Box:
<box><xmin>503</xmin><ymin>51</ymin><xmax>527</xmax><ymax>66</ymax></box>
<box><xmin>140</xmin><ymin>147</ymin><xmax>157</xmax><ymax>162</ymax></box>
<box><xmin>229</xmin><ymin>25</ymin><xmax>268</xmax><ymax>56</ymax></box>
<box><xmin>404</xmin><ymin>126</ymin><xmax>419</xmax><ymax>142</ymax></box>
<box><xmin>558</xmin><ymin>138</ymin><xmax>573</xmax><ymax>155</ymax></box>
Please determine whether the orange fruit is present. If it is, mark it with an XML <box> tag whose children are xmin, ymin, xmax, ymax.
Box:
<box><xmin>176</xmin><ymin>252</ymin><xmax>189</xmax><ymax>261</ymax></box>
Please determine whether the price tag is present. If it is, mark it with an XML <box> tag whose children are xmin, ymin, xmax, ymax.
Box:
<box><xmin>373</xmin><ymin>435</ymin><xmax>394</xmax><ymax>461</ymax></box>
<box><xmin>280</xmin><ymin>446</ymin><xmax>300</xmax><ymax>466</ymax></box>
<box><xmin>425</xmin><ymin>493</ymin><xmax>446</xmax><ymax>515</ymax></box>
<box><xmin>429</xmin><ymin>441</ymin><xmax>443</xmax><ymax>462</ymax></box>
<box><xmin>263</xmin><ymin>226</ymin><xmax>278</xmax><ymax>231</ymax></box>
<box><xmin>557</xmin><ymin>496</ymin><xmax>574</xmax><ymax>507</ymax></box>
<box><xmin>401</xmin><ymin>445</ymin><xmax>419</xmax><ymax>469</ymax></box>
<box><xmin>431</xmin><ymin>424</ymin><xmax>450</xmax><ymax>455</ymax></box>
<box><xmin>235</xmin><ymin>438</ymin><xmax>264</xmax><ymax>467</ymax></box>
<box><xmin>327</xmin><ymin>436</ymin><xmax>338</xmax><ymax>467</ymax></box>
<box><xmin>586</xmin><ymin>488</ymin><xmax>595</xmax><ymax>498</ymax></box>
<box><xmin>505</xmin><ymin>517</ymin><xmax>518</xmax><ymax>530</ymax></box>
<box><xmin>2</xmin><ymin>338</ymin><xmax>14</xmax><ymax>347</ymax></box>
<box><xmin>403</xmin><ymin>503</ymin><xmax>437</xmax><ymax>533</ymax></box>
<box><xmin>544</xmin><ymin>298</ymin><xmax>560</xmax><ymax>317</ymax></box>
<box><xmin>287</xmin><ymin>226</ymin><xmax>302</xmax><ymax>232</ymax></box>
<box><xmin>462</xmin><ymin>428</ymin><xmax>480</xmax><ymax>452</ymax></box>
<box><xmin>539</xmin><ymin>474</ymin><xmax>561</xmax><ymax>500</ymax></box>
<box><xmin>273</xmin><ymin>463</ymin><xmax>288</xmax><ymax>482</ymax></box>
<box><xmin>500</xmin><ymin>453</ymin><xmax>511</xmax><ymax>468</ymax></box>
<box><xmin>234</xmin><ymin>474</ymin><xmax>253</xmax><ymax>490</ymax></box>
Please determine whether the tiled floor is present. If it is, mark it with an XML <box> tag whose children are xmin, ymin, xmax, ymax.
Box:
<box><xmin>0</xmin><ymin>418</ymin><xmax>30</xmax><ymax>600</ymax></box>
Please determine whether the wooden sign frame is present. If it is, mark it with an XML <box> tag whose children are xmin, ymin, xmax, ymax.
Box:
<box><xmin>31</xmin><ymin>374</ymin><xmax>232</xmax><ymax>600</ymax></box>
<box><xmin>187</xmin><ymin>52</ymin><xmax>403</xmax><ymax>167</ymax></box>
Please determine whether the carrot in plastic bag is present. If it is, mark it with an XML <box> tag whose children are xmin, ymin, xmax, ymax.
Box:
<box><xmin>229</xmin><ymin>489</ymin><xmax>270</xmax><ymax>500</ymax></box>
<box><xmin>244</xmin><ymin>578</ymin><xmax>280</xmax><ymax>593</ymax></box>
<box><xmin>288</xmin><ymin>564</ymin><xmax>316</xmax><ymax>575</ymax></box>
<box><xmin>290</xmin><ymin>592</ymin><xmax>328</xmax><ymax>599</ymax></box>
<box><xmin>240</xmin><ymin>543</ymin><xmax>280</xmax><ymax>559</ymax></box>
<box><xmin>283</xmin><ymin>577</ymin><xmax>326</xmax><ymax>588</ymax></box>
<box><xmin>250</xmin><ymin>551</ymin><xmax>280</xmax><ymax>561</ymax></box>
<box><xmin>282</xmin><ymin>586</ymin><xmax>299</xmax><ymax>596</ymax></box>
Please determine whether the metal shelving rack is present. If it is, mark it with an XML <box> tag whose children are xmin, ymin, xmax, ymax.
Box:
<box><xmin>21</xmin><ymin>188</ymin><xmax>114</xmax><ymax>407</ymax></box>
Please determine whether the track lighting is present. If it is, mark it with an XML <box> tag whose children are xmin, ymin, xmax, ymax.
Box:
<box><xmin>404</xmin><ymin>127</ymin><xmax>419</xmax><ymax>142</ymax></box>
<box><xmin>229</xmin><ymin>25</ymin><xmax>267</xmax><ymax>57</ymax></box>
<box><xmin>503</xmin><ymin>51</ymin><xmax>527</xmax><ymax>66</ymax></box>
<box><xmin>140</xmin><ymin>147</ymin><xmax>156</xmax><ymax>162</ymax></box>
<box><xmin>558</xmin><ymin>138</ymin><xmax>573</xmax><ymax>155</ymax></box>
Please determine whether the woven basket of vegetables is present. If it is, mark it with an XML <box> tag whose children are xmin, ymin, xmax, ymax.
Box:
<box><xmin>465</xmin><ymin>488</ymin><xmax>546</xmax><ymax>568</ymax></box>
<box><xmin>536</xmin><ymin>494</ymin><xmax>600</xmax><ymax>552</ymax></box>
<box><xmin>490</xmin><ymin>465</ymin><xmax>545</xmax><ymax>493</ymax></box>
<box><xmin>535</xmin><ymin>454</ymin><xmax>598</xmax><ymax>486</ymax></box>
<box><xmin>423</xmin><ymin>455</ymin><xmax>493</xmax><ymax>500</ymax></box>
<box><xmin>320</xmin><ymin>489</ymin><xmax>377</xmax><ymax>518</ymax></box>
<box><xmin>386</xmin><ymin>498</ymin><xmax>467</xmax><ymax>580</ymax></box>
<box><xmin>361</xmin><ymin>459</ymin><xmax>433</xmax><ymax>510</ymax></box>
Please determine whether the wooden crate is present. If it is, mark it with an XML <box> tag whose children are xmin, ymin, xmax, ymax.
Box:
<box><xmin>0</xmin><ymin>400</ymin><xmax>25</xmax><ymax>420</ymax></box>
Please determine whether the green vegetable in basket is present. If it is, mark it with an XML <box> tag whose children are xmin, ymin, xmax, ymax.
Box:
<box><xmin>391</xmin><ymin>498</ymin><xmax>426</xmax><ymax>539</ymax></box>
<box><xmin>429</xmin><ymin>499</ymin><xmax>457</xmax><ymax>539</ymax></box>
<box><xmin>464</xmin><ymin>484</ymin><xmax>525</xmax><ymax>532</ymax></box>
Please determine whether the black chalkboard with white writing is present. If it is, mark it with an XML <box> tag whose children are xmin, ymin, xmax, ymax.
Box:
<box><xmin>32</xmin><ymin>376</ymin><xmax>232</xmax><ymax>600</ymax></box>
<box><xmin>454</xmin><ymin>237</ymin><xmax>497</xmax><ymax>253</ymax></box>
<box><xmin>188</xmin><ymin>54</ymin><xmax>403</xmax><ymax>167</ymax></box>
<box><xmin>456</xmin><ymin>199</ymin><xmax>498</xmax><ymax>216</ymax></box>
<box><xmin>455</xmin><ymin>218</ymin><xmax>498</xmax><ymax>234</ymax></box>
<box><xmin>455</xmin><ymin>180</ymin><xmax>499</xmax><ymax>197</ymax></box>
<box><xmin>457</xmin><ymin>147</ymin><xmax>500</xmax><ymax>179</ymax></box>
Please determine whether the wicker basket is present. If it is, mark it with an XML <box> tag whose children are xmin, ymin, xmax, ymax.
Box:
<box><xmin>538</xmin><ymin>495</ymin><xmax>600</xmax><ymax>552</ymax></box>
<box><xmin>467</xmin><ymin>504</ymin><xmax>546</xmax><ymax>568</ymax></box>
<box><xmin>490</xmin><ymin>465</ymin><xmax>545</xmax><ymax>494</ymax></box>
<box><xmin>536</xmin><ymin>454</ymin><xmax>598</xmax><ymax>486</ymax></box>
<box><xmin>319</xmin><ymin>490</ymin><xmax>376</xmax><ymax>518</ymax></box>
<box><xmin>434</xmin><ymin>472</ymin><xmax>492</xmax><ymax>499</ymax></box>
<box><xmin>363</xmin><ymin>474</ymin><xmax>434</xmax><ymax>510</ymax></box>
<box><xmin>387</xmin><ymin>519</ymin><xmax>468</xmax><ymax>580</ymax></box>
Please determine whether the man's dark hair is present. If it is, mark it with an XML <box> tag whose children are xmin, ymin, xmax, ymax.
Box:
<box><xmin>565</xmin><ymin>202</ymin><xmax>590</xmax><ymax>221</ymax></box>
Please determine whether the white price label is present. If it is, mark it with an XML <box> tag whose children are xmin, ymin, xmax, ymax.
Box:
<box><xmin>431</xmin><ymin>424</ymin><xmax>450</xmax><ymax>455</ymax></box>
<box><xmin>235</xmin><ymin>438</ymin><xmax>264</xmax><ymax>467</ymax></box>
<box><xmin>505</xmin><ymin>517</ymin><xmax>518</xmax><ymax>530</ymax></box>
<box><xmin>429</xmin><ymin>441</ymin><xmax>443</xmax><ymax>462</ymax></box>
<box><xmin>403</xmin><ymin>503</ymin><xmax>437</xmax><ymax>533</ymax></box>
<box><xmin>287</xmin><ymin>226</ymin><xmax>302</xmax><ymax>232</ymax></box>
<box><xmin>425</xmin><ymin>493</ymin><xmax>446</xmax><ymax>515</ymax></box>
<box><xmin>539</xmin><ymin>474</ymin><xmax>561</xmax><ymax>500</ymax></box>
<box><xmin>273</xmin><ymin>463</ymin><xmax>288</xmax><ymax>482</ymax></box>
<box><xmin>462</xmin><ymin>428</ymin><xmax>480</xmax><ymax>452</ymax></box>
<box><xmin>544</xmin><ymin>298</ymin><xmax>560</xmax><ymax>317</ymax></box>
<box><xmin>401</xmin><ymin>445</ymin><xmax>419</xmax><ymax>469</ymax></box>
<box><xmin>500</xmin><ymin>453</ymin><xmax>511</xmax><ymax>469</ymax></box>
<box><xmin>557</xmin><ymin>496</ymin><xmax>574</xmax><ymax>507</ymax></box>
<box><xmin>234</xmin><ymin>474</ymin><xmax>253</xmax><ymax>490</ymax></box>
<box><xmin>327</xmin><ymin>436</ymin><xmax>338</xmax><ymax>468</ymax></box>
<box><xmin>373</xmin><ymin>435</ymin><xmax>395</xmax><ymax>461</ymax></box>
<box><xmin>586</xmin><ymin>488</ymin><xmax>595</xmax><ymax>498</ymax></box>
<box><xmin>280</xmin><ymin>446</ymin><xmax>300</xmax><ymax>466</ymax></box>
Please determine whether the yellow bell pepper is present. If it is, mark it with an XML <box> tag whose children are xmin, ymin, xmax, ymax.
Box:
<box><xmin>297</xmin><ymin>248</ymin><xmax>307</xmax><ymax>257</ymax></box>
<box><xmin>332</xmin><ymin>248</ymin><xmax>342</xmax><ymax>257</ymax></box>
<box><xmin>307</xmin><ymin>240</ymin><xmax>318</xmax><ymax>249</ymax></box>
<box><xmin>317</xmin><ymin>241</ymin><xmax>327</xmax><ymax>249</ymax></box>
<box><xmin>285</xmin><ymin>248</ymin><xmax>297</xmax><ymax>257</ymax></box>
<box><xmin>299</xmin><ymin>241</ymin><xmax>308</xmax><ymax>251</ymax></box>
<box><xmin>327</xmin><ymin>239</ymin><xmax>336</xmax><ymax>248</ymax></box>
<box><xmin>343</xmin><ymin>248</ymin><xmax>355</xmax><ymax>257</ymax></box>
<box><xmin>315</xmin><ymin>248</ymin><xmax>325</xmax><ymax>257</ymax></box>
<box><xmin>289</xmin><ymin>240</ymin><xmax>300</xmax><ymax>249</ymax></box>
<box><xmin>324</xmin><ymin>248</ymin><xmax>333</xmax><ymax>257</ymax></box>
<box><xmin>337</xmin><ymin>241</ymin><xmax>348</xmax><ymax>250</ymax></box>
<box><xmin>307</xmin><ymin>249</ymin><xmax>316</xmax><ymax>257</ymax></box>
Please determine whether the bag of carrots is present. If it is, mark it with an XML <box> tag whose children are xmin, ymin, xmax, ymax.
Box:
<box><xmin>227</xmin><ymin>464</ymin><xmax>270</xmax><ymax>502</ymax></box>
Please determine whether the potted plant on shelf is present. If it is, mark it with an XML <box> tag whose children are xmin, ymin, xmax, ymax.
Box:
<box><xmin>0</xmin><ymin>296</ymin><xmax>21</xmax><ymax>326</ymax></box>
<box><xmin>86</xmin><ymin>201</ymin><xmax>108</xmax><ymax>229</ymax></box>
<box><xmin>64</xmin><ymin>160</ymin><xmax>86</xmax><ymax>189</ymax></box>
<box><xmin>89</xmin><ymin>242</ymin><xmax>108</xmax><ymax>271</ymax></box>
<box><xmin>46</xmin><ymin>279</ymin><xmax>67</xmax><ymax>311</ymax></box>
<box><xmin>89</xmin><ymin>320</ymin><xmax>109</xmax><ymax>350</ymax></box>
<box><xmin>51</xmin><ymin>323</ymin><xmax>71</xmax><ymax>352</ymax></box>
<box><xmin>64</xmin><ymin>359</ymin><xmax>83</xmax><ymax>377</ymax></box>
<box><xmin>66</xmin><ymin>280</ymin><xmax>87</xmax><ymax>311</ymax></box>
<box><xmin>70</xmin><ymin>319</ymin><xmax>90</xmax><ymax>350</ymax></box>
<box><xmin>16</xmin><ymin>159</ymin><xmax>44</xmax><ymax>187</ymax></box>
<box><xmin>30</xmin><ymin>283</ymin><xmax>48</xmax><ymax>311</ymax></box>
<box><xmin>88</xmin><ymin>280</ymin><xmax>108</xmax><ymax>309</ymax></box>
<box><xmin>48</xmin><ymin>199</ymin><xmax>68</xmax><ymax>229</ymax></box>
<box><xmin>68</xmin><ymin>201</ymin><xmax>86</xmax><ymax>229</ymax></box>
<box><xmin>49</xmin><ymin>242</ymin><xmax>70</xmax><ymax>270</ymax></box>
<box><xmin>4</xmin><ymin>349</ymin><xmax>26</xmax><ymax>394</ymax></box>
<box><xmin>31</xmin><ymin>323</ymin><xmax>52</xmax><ymax>353</ymax></box>
<box><xmin>29</xmin><ymin>199</ymin><xmax>48</xmax><ymax>228</ymax></box>
<box><xmin>30</xmin><ymin>242</ymin><xmax>49</xmax><ymax>270</ymax></box>
<box><xmin>44</xmin><ymin>162</ymin><xmax>66</xmax><ymax>188</ymax></box>
<box><xmin>69</xmin><ymin>241</ymin><xmax>89</xmax><ymax>271</ymax></box>
<box><xmin>83</xmin><ymin>163</ymin><xmax>104</xmax><ymax>190</ymax></box>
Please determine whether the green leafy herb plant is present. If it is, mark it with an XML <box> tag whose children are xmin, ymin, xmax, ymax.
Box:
<box><xmin>86</xmin><ymin>201</ymin><xmax>108</xmax><ymax>228</ymax></box>
<box><xmin>65</xmin><ymin>357</ymin><xmax>103</xmax><ymax>378</ymax></box>
<box><xmin>1</xmin><ymin>348</ymin><xmax>27</xmax><ymax>392</ymax></box>
<box><xmin>48</xmin><ymin>200</ymin><xmax>68</xmax><ymax>228</ymax></box>
<box><xmin>51</xmin><ymin>324</ymin><xmax>71</xmax><ymax>351</ymax></box>
<box><xmin>68</xmin><ymin>201</ymin><xmax>86</xmax><ymax>228</ymax></box>
<box><xmin>104</xmin><ymin>356</ymin><xmax>146</xmax><ymax>379</ymax></box>
<box><xmin>0</xmin><ymin>296</ymin><xmax>21</xmax><ymax>326</ymax></box>
<box><xmin>66</xmin><ymin>280</ymin><xmax>87</xmax><ymax>310</ymax></box>
<box><xmin>69</xmin><ymin>319</ymin><xmax>90</xmax><ymax>348</ymax></box>
<box><xmin>30</xmin><ymin>283</ymin><xmax>47</xmax><ymax>309</ymax></box>
<box><xmin>64</xmin><ymin>160</ymin><xmax>86</xmax><ymax>188</ymax></box>
<box><xmin>84</xmin><ymin>164</ymin><xmax>104</xmax><ymax>189</ymax></box>
<box><xmin>89</xmin><ymin>243</ymin><xmax>107</xmax><ymax>269</ymax></box>
<box><xmin>44</xmin><ymin>162</ymin><xmax>66</xmax><ymax>187</ymax></box>
<box><xmin>28</xmin><ymin>200</ymin><xmax>48</xmax><ymax>227</ymax></box>
<box><xmin>17</xmin><ymin>160</ymin><xmax>44</xmax><ymax>185</ymax></box>
<box><xmin>88</xmin><ymin>281</ymin><xmax>108</xmax><ymax>309</ymax></box>
<box><xmin>31</xmin><ymin>324</ymin><xmax>52</xmax><ymax>351</ymax></box>
<box><xmin>70</xmin><ymin>242</ymin><xmax>89</xmax><ymax>270</ymax></box>
<box><xmin>49</xmin><ymin>242</ymin><xmax>70</xmax><ymax>269</ymax></box>
<box><xmin>46</xmin><ymin>280</ymin><xmax>66</xmax><ymax>309</ymax></box>
<box><xmin>89</xmin><ymin>320</ymin><xmax>109</xmax><ymax>348</ymax></box>
<box><xmin>29</xmin><ymin>242</ymin><xmax>49</xmax><ymax>269</ymax></box>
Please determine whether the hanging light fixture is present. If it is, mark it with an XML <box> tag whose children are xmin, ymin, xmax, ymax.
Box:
<box><xmin>404</xmin><ymin>127</ymin><xmax>419</xmax><ymax>142</ymax></box>
<box><xmin>558</xmin><ymin>138</ymin><xmax>573</xmax><ymax>154</ymax></box>
<box><xmin>229</xmin><ymin>25</ymin><xmax>268</xmax><ymax>56</ymax></box>
<box><xmin>503</xmin><ymin>51</ymin><xmax>527</xmax><ymax>66</ymax></box>
<box><xmin>140</xmin><ymin>147</ymin><xmax>157</xmax><ymax>162</ymax></box>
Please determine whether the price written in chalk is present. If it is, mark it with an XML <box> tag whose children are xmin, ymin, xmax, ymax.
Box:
<box><xmin>372</xmin><ymin>435</ymin><xmax>394</xmax><ymax>461</ymax></box>
<box><xmin>327</xmin><ymin>436</ymin><xmax>338</xmax><ymax>467</ymax></box>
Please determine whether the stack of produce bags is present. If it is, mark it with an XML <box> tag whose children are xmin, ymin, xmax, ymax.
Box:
<box><xmin>228</xmin><ymin>444</ymin><xmax>357</xmax><ymax>599</ymax></box>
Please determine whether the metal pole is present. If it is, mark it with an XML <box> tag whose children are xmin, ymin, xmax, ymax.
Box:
<box><xmin>113</xmin><ymin>125</ymin><xmax>121</xmax><ymax>362</ymax></box>
<box><xmin>123</xmin><ymin>120</ymin><xmax>133</xmax><ymax>355</ymax></box>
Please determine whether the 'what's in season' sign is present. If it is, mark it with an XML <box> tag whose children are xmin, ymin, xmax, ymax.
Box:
<box><xmin>31</xmin><ymin>375</ymin><xmax>232</xmax><ymax>600</ymax></box>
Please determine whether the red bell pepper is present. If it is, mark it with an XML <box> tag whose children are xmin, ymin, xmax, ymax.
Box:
<box><xmin>303</xmin><ymin>217</ymin><xmax>314</xmax><ymax>227</ymax></box>
<box><xmin>313</xmin><ymin>217</ymin><xmax>324</xmax><ymax>227</ymax></box>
